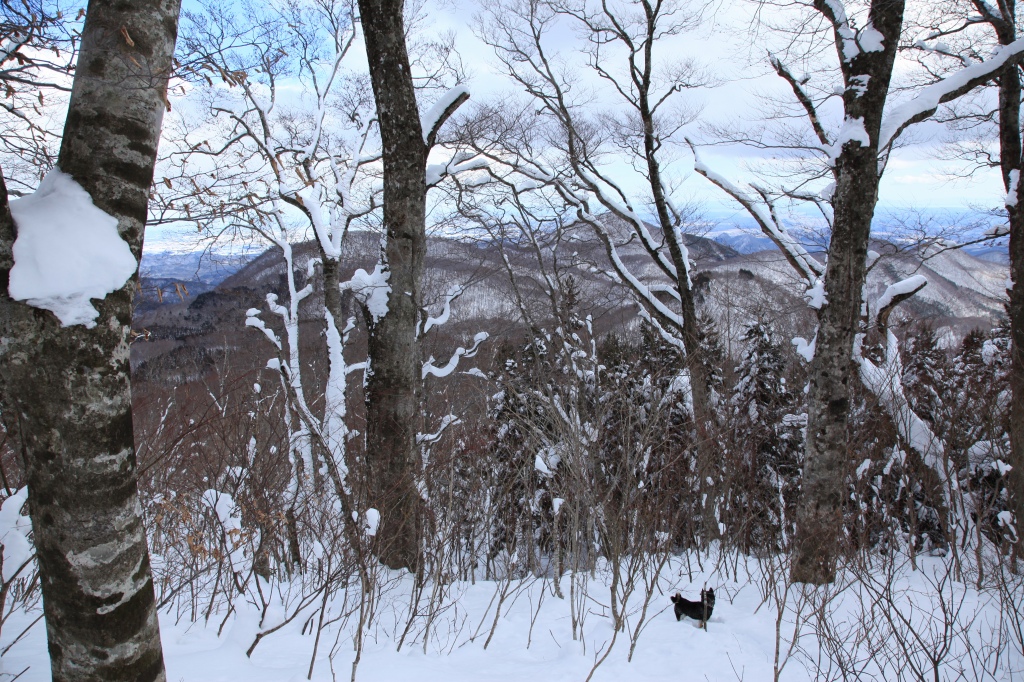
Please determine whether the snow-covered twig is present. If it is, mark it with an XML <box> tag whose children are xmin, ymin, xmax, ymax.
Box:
<box><xmin>879</xmin><ymin>37</ymin><xmax>1024</xmax><ymax>152</ymax></box>
<box><xmin>422</xmin><ymin>332</ymin><xmax>489</xmax><ymax>379</ymax></box>
<box><xmin>686</xmin><ymin>139</ymin><xmax>823</xmax><ymax>286</ymax></box>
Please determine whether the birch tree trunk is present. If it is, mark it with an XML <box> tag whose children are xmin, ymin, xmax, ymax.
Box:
<box><xmin>0</xmin><ymin>0</ymin><xmax>180</xmax><ymax>678</ymax></box>
<box><xmin>791</xmin><ymin>0</ymin><xmax>905</xmax><ymax>585</ymax></box>
<box><xmin>356</xmin><ymin>0</ymin><xmax>426</xmax><ymax>571</ymax></box>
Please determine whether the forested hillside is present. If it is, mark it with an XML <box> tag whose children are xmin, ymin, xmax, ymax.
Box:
<box><xmin>1</xmin><ymin>0</ymin><xmax>1022</xmax><ymax>680</ymax></box>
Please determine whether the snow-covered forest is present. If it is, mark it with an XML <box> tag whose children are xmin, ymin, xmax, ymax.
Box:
<box><xmin>1</xmin><ymin>0</ymin><xmax>1023</xmax><ymax>680</ymax></box>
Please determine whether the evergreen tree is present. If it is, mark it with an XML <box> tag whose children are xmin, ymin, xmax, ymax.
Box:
<box><xmin>726</xmin><ymin>321</ymin><xmax>802</xmax><ymax>552</ymax></box>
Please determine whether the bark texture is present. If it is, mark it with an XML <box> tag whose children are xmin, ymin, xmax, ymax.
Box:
<box><xmin>356</xmin><ymin>0</ymin><xmax>426</xmax><ymax>571</ymax></box>
<box><xmin>791</xmin><ymin>0</ymin><xmax>905</xmax><ymax>584</ymax></box>
<box><xmin>982</xmin><ymin>0</ymin><xmax>1024</xmax><ymax>560</ymax></box>
<box><xmin>0</xmin><ymin>0</ymin><xmax>180</xmax><ymax>679</ymax></box>
<box><xmin>1010</xmin><ymin>181</ymin><xmax>1024</xmax><ymax>560</ymax></box>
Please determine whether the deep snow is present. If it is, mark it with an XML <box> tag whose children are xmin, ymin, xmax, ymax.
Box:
<box><xmin>0</xmin><ymin>552</ymin><xmax>1018</xmax><ymax>681</ymax></box>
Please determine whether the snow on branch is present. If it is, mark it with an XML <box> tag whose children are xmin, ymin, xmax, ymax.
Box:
<box><xmin>422</xmin><ymin>284</ymin><xmax>464</xmax><ymax>335</ymax></box>
<box><xmin>911</xmin><ymin>39</ymin><xmax>974</xmax><ymax>68</ymax></box>
<box><xmin>984</xmin><ymin>222</ymin><xmax>1010</xmax><ymax>239</ymax></box>
<box><xmin>855</xmin><ymin>330</ymin><xmax>950</xmax><ymax>503</ymax></box>
<box><xmin>827</xmin><ymin>117</ymin><xmax>870</xmax><ymax>165</ymax></box>
<box><xmin>0</xmin><ymin>488</ymin><xmax>32</xmax><ymax>583</ymax></box>
<box><xmin>422</xmin><ymin>85</ymin><xmax>471</xmax><ymax>149</ymax></box>
<box><xmin>880</xmin><ymin>37</ymin><xmax>1024</xmax><ymax>151</ymax></box>
<box><xmin>296</xmin><ymin>186</ymin><xmax>339</xmax><ymax>260</ymax></box>
<box><xmin>8</xmin><ymin>170</ymin><xmax>138</xmax><ymax>328</ymax></box>
<box><xmin>818</xmin><ymin>0</ymin><xmax>885</xmax><ymax>62</ymax></box>
<box><xmin>0</xmin><ymin>36</ymin><xmax>31</xmax><ymax>66</ymax></box>
<box><xmin>769</xmin><ymin>55</ymin><xmax>831</xmax><ymax>146</ymax></box>
<box><xmin>873</xmin><ymin>275</ymin><xmax>927</xmax><ymax>330</ymax></box>
<box><xmin>793</xmin><ymin>335</ymin><xmax>816</xmax><ymax>362</ymax></box>
<box><xmin>426</xmin><ymin>151</ymin><xmax>489</xmax><ymax>187</ymax></box>
<box><xmin>416</xmin><ymin>414</ymin><xmax>462</xmax><ymax>445</ymax></box>
<box><xmin>686</xmin><ymin>139</ymin><xmax>823</xmax><ymax>285</ymax></box>
<box><xmin>422</xmin><ymin>332</ymin><xmax>488</xmax><ymax>379</ymax></box>
<box><xmin>341</xmin><ymin>264</ymin><xmax>391</xmax><ymax>324</ymax></box>
<box><xmin>582</xmin><ymin>214</ymin><xmax>687</xmax><ymax>330</ymax></box>
<box><xmin>245</xmin><ymin>308</ymin><xmax>282</xmax><ymax>348</ymax></box>
<box><xmin>1005</xmin><ymin>169</ymin><xmax>1020</xmax><ymax>208</ymax></box>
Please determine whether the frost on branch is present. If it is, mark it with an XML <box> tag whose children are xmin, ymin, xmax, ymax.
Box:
<box><xmin>8</xmin><ymin>169</ymin><xmax>138</xmax><ymax>328</ymax></box>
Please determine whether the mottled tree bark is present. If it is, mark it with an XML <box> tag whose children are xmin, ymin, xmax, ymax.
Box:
<box><xmin>356</xmin><ymin>0</ymin><xmax>427</xmax><ymax>571</ymax></box>
<box><xmin>1010</xmin><ymin>182</ymin><xmax>1024</xmax><ymax>562</ymax></box>
<box><xmin>791</xmin><ymin>0</ymin><xmax>905</xmax><ymax>584</ymax></box>
<box><xmin>983</xmin><ymin>0</ymin><xmax>1024</xmax><ymax>561</ymax></box>
<box><xmin>0</xmin><ymin>0</ymin><xmax>180</xmax><ymax>679</ymax></box>
<box><xmin>990</xmin><ymin>1</ymin><xmax>1024</xmax><ymax>559</ymax></box>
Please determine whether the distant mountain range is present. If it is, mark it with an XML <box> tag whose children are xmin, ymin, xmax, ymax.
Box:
<box><xmin>137</xmin><ymin>248</ymin><xmax>254</xmax><ymax>313</ymax></box>
<box><xmin>132</xmin><ymin>215</ymin><xmax>1009</xmax><ymax>384</ymax></box>
<box><xmin>702</xmin><ymin>215</ymin><xmax>1010</xmax><ymax>264</ymax></box>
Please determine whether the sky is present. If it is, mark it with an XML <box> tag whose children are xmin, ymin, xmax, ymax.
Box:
<box><xmin>145</xmin><ymin>0</ymin><xmax>1009</xmax><ymax>252</ymax></box>
<box><xmin>424</xmin><ymin>0</ymin><xmax>1007</xmax><ymax>209</ymax></box>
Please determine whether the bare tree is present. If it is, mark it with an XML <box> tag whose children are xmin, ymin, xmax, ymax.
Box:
<box><xmin>0</xmin><ymin>0</ymin><xmax>181</xmax><ymax>679</ymax></box>
<box><xmin>355</xmin><ymin>0</ymin><xmax>470</xmax><ymax>571</ymax></box>
<box><xmin>690</xmin><ymin>0</ymin><xmax>1024</xmax><ymax>583</ymax></box>
<box><xmin>907</xmin><ymin>0</ymin><xmax>1024</xmax><ymax>560</ymax></box>
<box><xmin>470</xmin><ymin>0</ymin><xmax>724</xmax><ymax>531</ymax></box>
<box><xmin>0</xmin><ymin>0</ymin><xmax>80</xmax><ymax>192</ymax></box>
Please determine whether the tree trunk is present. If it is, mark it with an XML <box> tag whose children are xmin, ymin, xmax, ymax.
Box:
<box><xmin>643</xmin><ymin>135</ymin><xmax>718</xmax><ymax>539</ymax></box>
<box><xmin>0</xmin><ymin>0</ymin><xmax>180</xmax><ymax>678</ymax></box>
<box><xmin>999</xmin><ymin>51</ymin><xmax>1024</xmax><ymax>559</ymax></box>
<box><xmin>791</xmin><ymin>150</ymin><xmax>879</xmax><ymax>583</ymax></box>
<box><xmin>1010</xmin><ymin>195</ymin><xmax>1024</xmax><ymax>560</ymax></box>
<box><xmin>356</xmin><ymin>0</ymin><xmax>426</xmax><ymax>572</ymax></box>
<box><xmin>791</xmin><ymin>0</ymin><xmax>905</xmax><ymax>584</ymax></box>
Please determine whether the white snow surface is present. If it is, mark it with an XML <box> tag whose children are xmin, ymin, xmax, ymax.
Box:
<box><xmin>828</xmin><ymin>117</ymin><xmax>870</xmax><ymax>164</ymax></box>
<box><xmin>0</xmin><ymin>551</ymin><xmax>1016</xmax><ymax>681</ymax></box>
<box><xmin>0</xmin><ymin>488</ymin><xmax>31</xmax><ymax>582</ymax></box>
<box><xmin>8</xmin><ymin>169</ymin><xmax>138</xmax><ymax>328</ymax></box>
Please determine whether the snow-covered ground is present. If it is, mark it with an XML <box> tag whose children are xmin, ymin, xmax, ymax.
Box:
<box><xmin>2</xmin><ymin>551</ymin><xmax>1019</xmax><ymax>681</ymax></box>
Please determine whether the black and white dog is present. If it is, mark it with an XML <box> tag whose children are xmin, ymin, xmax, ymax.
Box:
<box><xmin>671</xmin><ymin>588</ymin><xmax>715</xmax><ymax>629</ymax></box>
